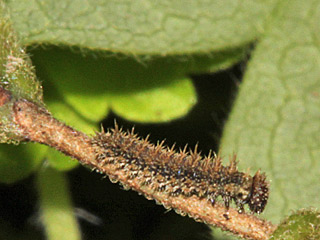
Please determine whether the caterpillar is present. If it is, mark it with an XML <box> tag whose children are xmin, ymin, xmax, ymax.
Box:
<box><xmin>91</xmin><ymin>124</ymin><xmax>269</xmax><ymax>215</ymax></box>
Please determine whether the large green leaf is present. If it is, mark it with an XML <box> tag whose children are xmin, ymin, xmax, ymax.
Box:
<box><xmin>6</xmin><ymin>0</ymin><xmax>277</xmax><ymax>55</ymax></box>
<box><xmin>220</xmin><ymin>0</ymin><xmax>320</xmax><ymax>227</ymax></box>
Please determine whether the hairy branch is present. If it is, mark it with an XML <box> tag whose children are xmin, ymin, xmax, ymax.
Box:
<box><xmin>7</xmin><ymin>95</ymin><xmax>276</xmax><ymax>240</ymax></box>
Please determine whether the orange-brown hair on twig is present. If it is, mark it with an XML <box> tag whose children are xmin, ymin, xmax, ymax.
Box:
<box><xmin>92</xmin><ymin>126</ymin><xmax>269</xmax><ymax>215</ymax></box>
<box><xmin>11</xmin><ymin>97</ymin><xmax>276</xmax><ymax>240</ymax></box>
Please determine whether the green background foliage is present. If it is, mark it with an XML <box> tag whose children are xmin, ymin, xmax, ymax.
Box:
<box><xmin>6</xmin><ymin>0</ymin><xmax>276</xmax><ymax>55</ymax></box>
<box><xmin>0</xmin><ymin>0</ymin><xmax>320</xmax><ymax>239</ymax></box>
<box><xmin>220</xmin><ymin>0</ymin><xmax>320</xmax><ymax>225</ymax></box>
<box><xmin>270</xmin><ymin>209</ymin><xmax>320</xmax><ymax>240</ymax></box>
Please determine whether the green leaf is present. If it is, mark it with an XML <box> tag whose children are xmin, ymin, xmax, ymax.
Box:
<box><xmin>30</xmin><ymin>46</ymin><xmax>197</xmax><ymax>123</ymax></box>
<box><xmin>0</xmin><ymin>142</ymin><xmax>47</xmax><ymax>183</ymax></box>
<box><xmin>6</xmin><ymin>0</ymin><xmax>277</xmax><ymax>55</ymax></box>
<box><xmin>45</xmin><ymin>98</ymin><xmax>98</xmax><ymax>135</ymax></box>
<box><xmin>0</xmin><ymin>2</ymin><xmax>43</xmax><ymax>104</ymax></box>
<box><xmin>31</xmin><ymin>48</ymin><xmax>110</xmax><ymax>124</ymax></box>
<box><xmin>187</xmin><ymin>46</ymin><xmax>249</xmax><ymax>74</ymax></box>
<box><xmin>111</xmin><ymin>77</ymin><xmax>195</xmax><ymax>122</ymax></box>
<box><xmin>270</xmin><ymin>209</ymin><xmax>320</xmax><ymax>240</ymax></box>
<box><xmin>220</xmin><ymin>0</ymin><xmax>320</xmax><ymax>226</ymax></box>
<box><xmin>0</xmin><ymin>2</ymin><xmax>44</xmax><ymax>143</ymax></box>
<box><xmin>45</xmin><ymin>148</ymin><xmax>79</xmax><ymax>171</ymax></box>
<box><xmin>46</xmin><ymin>148</ymin><xmax>79</xmax><ymax>171</ymax></box>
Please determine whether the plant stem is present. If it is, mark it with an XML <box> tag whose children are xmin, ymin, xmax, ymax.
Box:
<box><xmin>36</xmin><ymin>164</ymin><xmax>81</xmax><ymax>240</ymax></box>
<box><xmin>13</xmin><ymin>98</ymin><xmax>276</xmax><ymax>240</ymax></box>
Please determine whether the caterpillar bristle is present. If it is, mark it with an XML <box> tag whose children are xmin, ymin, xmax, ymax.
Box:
<box><xmin>228</xmin><ymin>154</ymin><xmax>238</xmax><ymax>174</ymax></box>
<box><xmin>213</xmin><ymin>153</ymin><xmax>222</xmax><ymax>172</ymax></box>
<box><xmin>144</xmin><ymin>134</ymin><xmax>150</xmax><ymax>142</ymax></box>
<box><xmin>189</xmin><ymin>144</ymin><xmax>202</xmax><ymax>166</ymax></box>
<box><xmin>167</xmin><ymin>143</ymin><xmax>176</xmax><ymax>158</ymax></box>
<box><xmin>92</xmin><ymin>124</ymin><xmax>270</xmax><ymax>215</ymax></box>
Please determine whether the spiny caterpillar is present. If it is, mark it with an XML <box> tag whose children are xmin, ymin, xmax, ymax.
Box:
<box><xmin>92</xmin><ymin>124</ymin><xmax>269</xmax><ymax>214</ymax></box>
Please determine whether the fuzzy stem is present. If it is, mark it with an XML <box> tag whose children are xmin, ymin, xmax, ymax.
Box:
<box><xmin>12</xmin><ymin>99</ymin><xmax>276</xmax><ymax>240</ymax></box>
<box><xmin>36</xmin><ymin>165</ymin><xmax>81</xmax><ymax>240</ymax></box>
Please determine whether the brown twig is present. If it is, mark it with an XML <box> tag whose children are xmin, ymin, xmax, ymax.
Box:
<box><xmin>9</xmin><ymin>98</ymin><xmax>276</xmax><ymax>240</ymax></box>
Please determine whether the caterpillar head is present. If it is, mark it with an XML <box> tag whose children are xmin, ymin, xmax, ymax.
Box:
<box><xmin>227</xmin><ymin>174</ymin><xmax>253</xmax><ymax>212</ymax></box>
<box><xmin>222</xmin><ymin>173</ymin><xmax>253</xmax><ymax>212</ymax></box>
<box><xmin>248</xmin><ymin>170</ymin><xmax>269</xmax><ymax>214</ymax></box>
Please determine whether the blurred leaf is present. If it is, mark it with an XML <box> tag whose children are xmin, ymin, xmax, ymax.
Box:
<box><xmin>46</xmin><ymin>148</ymin><xmax>79</xmax><ymax>171</ymax></box>
<box><xmin>31</xmin><ymin>48</ymin><xmax>110</xmax><ymax>123</ymax></box>
<box><xmin>187</xmin><ymin>46</ymin><xmax>249</xmax><ymax>74</ymax></box>
<box><xmin>31</xmin><ymin>47</ymin><xmax>198</xmax><ymax>123</ymax></box>
<box><xmin>45</xmin><ymin>99</ymin><xmax>98</xmax><ymax>136</ymax></box>
<box><xmin>220</xmin><ymin>0</ymin><xmax>320</xmax><ymax>227</ymax></box>
<box><xmin>37</xmin><ymin>166</ymin><xmax>81</xmax><ymax>240</ymax></box>
<box><xmin>6</xmin><ymin>0</ymin><xmax>277</xmax><ymax>55</ymax></box>
<box><xmin>270</xmin><ymin>209</ymin><xmax>320</xmax><ymax>240</ymax></box>
<box><xmin>0</xmin><ymin>143</ymin><xmax>47</xmax><ymax>183</ymax></box>
<box><xmin>111</xmin><ymin>76</ymin><xmax>195</xmax><ymax>122</ymax></box>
